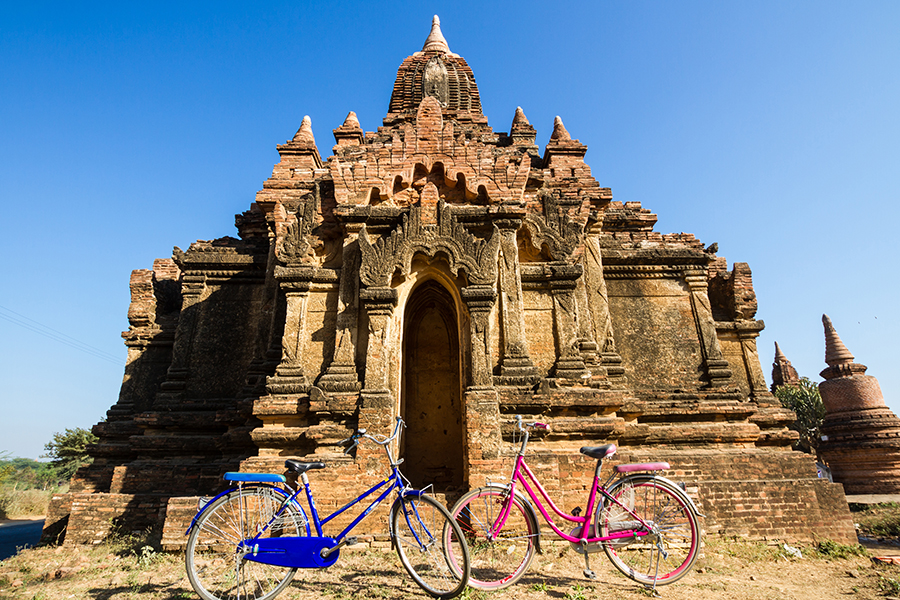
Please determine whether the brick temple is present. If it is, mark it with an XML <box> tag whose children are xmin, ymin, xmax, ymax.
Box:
<box><xmin>44</xmin><ymin>16</ymin><xmax>855</xmax><ymax>546</ymax></box>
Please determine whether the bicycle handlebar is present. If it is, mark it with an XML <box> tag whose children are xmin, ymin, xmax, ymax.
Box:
<box><xmin>513</xmin><ymin>415</ymin><xmax>551</xmax><ymax>432</ymax></box>
<box><xmin>342</xmin><ymin>417</ymin><xmax>405</xmax><ymax>453</ymax></box>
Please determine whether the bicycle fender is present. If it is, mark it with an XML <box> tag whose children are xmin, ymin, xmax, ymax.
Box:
<box><xmin>479</xmin><ymin>485</ymin><xmax>543</xmax><ymax>555</ymax></box>
<box><xmin>184</xmin><ymin>488</ymin><xmax>237</xmax><ymax>535</ymax></box>
<box><xmin>185</xmin><ymin>485</ymin><xmax>310</xmax><ymax>536</ymax></box>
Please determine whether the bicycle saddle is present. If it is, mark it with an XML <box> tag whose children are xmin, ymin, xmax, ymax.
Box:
<box><xmin>285</xmin><ymin>459</ymin><xmax>327</xmax><ymax>474</ymax></box>
<box><xmin>579</xmin><ymin>444</ymin><xmax>617</xmax><ymax>460</ymax></box>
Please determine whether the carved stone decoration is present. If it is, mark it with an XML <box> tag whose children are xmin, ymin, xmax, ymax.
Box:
<box><xmin>358</xmin><ymin>202</ymin><xmax>500</xmax><ymax>287</ymax></box>
<box><xmin>276</xmin><ymin>218</ymin><xmax>312</xmax><ymax>265</ymax></box>
<box><xmin>423</xmin><ymin>56</ymin><xmax>449</xmax><ymax>105</ymax></box>
<box><xmin>519</xmin><ymin>190</ymin><xmax>582</xmax><ymax>261</ymax></box>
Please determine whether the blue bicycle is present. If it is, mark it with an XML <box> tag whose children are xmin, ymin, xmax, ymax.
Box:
<box><xmin>184</xmin><ymin>418</ymin><xmax>470</xmax><ymax>600</ymax></box>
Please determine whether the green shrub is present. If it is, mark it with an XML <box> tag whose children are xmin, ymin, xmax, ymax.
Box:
<box><xmin>813</xmin><ymin>539</ymin><xmax>868</xmax><ymax>559</ymax></box>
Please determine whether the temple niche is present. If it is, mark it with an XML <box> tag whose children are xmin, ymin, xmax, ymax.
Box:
<box><xmin>44</xmin><ymin>16</ymin><xmax>856</xmax><ymax>546</ymax></box>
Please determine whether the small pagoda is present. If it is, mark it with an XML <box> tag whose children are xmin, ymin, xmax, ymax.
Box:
<box><xmin>818</xmin><ymin>315</ymin><xmax>900</xmax><ymax>494</ymax></box>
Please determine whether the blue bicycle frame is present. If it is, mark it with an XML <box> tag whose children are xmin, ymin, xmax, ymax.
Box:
<box><xmin>187</xmin><ymin>425</ymin><xmax>429</xmax><ymax>570</ymax></box>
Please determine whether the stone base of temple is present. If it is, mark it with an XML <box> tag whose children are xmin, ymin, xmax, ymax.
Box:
<box><xmin>47</xmin><ymin>446</ymin><xmax>855</xmax><ymax>550</ymax></box>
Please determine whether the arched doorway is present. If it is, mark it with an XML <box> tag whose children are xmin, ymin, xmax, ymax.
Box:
<box><xmin>401</xmin><ymin>280</ymin><xmax>463</xmax><ymax>490</ymax></box>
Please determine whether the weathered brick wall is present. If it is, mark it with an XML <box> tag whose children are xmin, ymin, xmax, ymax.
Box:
<box><xmin>39</xmin><ymin>492</ymin><xmax>73</xmax><ymax>545</ymax></box>
<box><xmin>158</xmin><ymin>446</ymin><xmax>855</xmax><ymax>551</ymax></box>
<box><xmin>64</xmin><ymin>493</ymin><xmax>169</xmax><ymax>545</ymax></box>
<box><xmin>605</xmin><ymin>277</ymin><xmax>704</xmax><ymax>391</ymax></box>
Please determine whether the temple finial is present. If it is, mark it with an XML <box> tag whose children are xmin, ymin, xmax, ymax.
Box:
<box><xmin>342</xmin><ymin>111</ymin><xmax>361</xmax><ymax>130</ymax></box>
<box><xmin>422</xmin><ymin>15</ymin><xmax>451</xmax><ymax>53</ymax></box>
<box><xmin>550</xmin><ymin>116</ymin><xmax>571</xmax><ymax>141</ymax></box>
<box><xmin>823</xmin><ymin>314</ymin><xmax>855</xmax><ymax>367</ymax></box>
<box><xmin>774</xmin><ymin>341</ymin><xmax>786</xmax><ymax>361</ymax></box>
<box><xmin>293</xmin><ymin>115</ymin><xmax>316</xmax><ymax>144</ymax></box>
<box><xmin>512</xmin><ymin>107</ymin><xmax>530</xmax><ymax>129</ymax></box>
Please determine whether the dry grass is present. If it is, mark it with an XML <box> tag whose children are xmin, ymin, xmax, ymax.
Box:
<box><xmin>0</xmin><ymin>533</ymin><xmax>898</xmax><ymax>600</ymax></box>
<box><xmin>0</xmin><ymin>487</ymin><xmax>55</xmax><ymax>520</ymax></box>
<box><xmin>853</xmin><ymin>502</ymin><xmax>900</xmax><ymax>539</ymax></box>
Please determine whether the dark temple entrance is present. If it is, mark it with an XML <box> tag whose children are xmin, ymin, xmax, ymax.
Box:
<box><xmin>401</xmin><ymin>280</ymin><xmax>463</xmax><ymax>491</ymax></box>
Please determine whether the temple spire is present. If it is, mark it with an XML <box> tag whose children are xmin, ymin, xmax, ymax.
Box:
<box><xmin>774</xmin><ymin>341</ymin><xmax>787</xmax><ymax>361</ymax></box>
<box><xmin>771</xmin><ymin>341</ymin><xmax>799</xmax><ymax>392</ymax></box>
<box><xmin>422</xmin><ymin>15</ymin><xmax>450</xmax><ymax>53</ymax></box>
<box><xmin>823</xmin><ymin>314</ymin><xmax>855</xmax><ymax>367</ymax></box>
<box><xmin>550</xmin><ymin>116</ymin><xmax>571</xmax><ymax>141</ymax></box>
<box><xmin>292</xmin><ymin>115</ymin><xmax>316</xmax><ymax>144</ymax></box>
<box><xmin>512</xmin><ymin>107</ymin><xmax>530</xmax><ymax>128</ymax></box>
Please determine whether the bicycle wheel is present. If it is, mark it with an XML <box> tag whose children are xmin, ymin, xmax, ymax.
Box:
<box><xmin>390</xmin><ymin>492</ymin><xmax>470</xmax><ymax>599</ymax></box>
<box><xmin>450</xmin><ymin>485</ymin><xmax>538</xmax><ymax>590</ymax></box>
<box><xmin>186</xmin><ymin>485</ymin><xmax>308</xmax><ymax>600</ymax></box>
<box><xmin>597</xmin><ymin>477</ymin><xmax>700</xmax><ymax>586</ymax></box>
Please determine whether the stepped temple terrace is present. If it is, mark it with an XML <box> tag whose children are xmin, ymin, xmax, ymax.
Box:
<box><xmin>43</xmin><ymin>17</ymin><xmax>855</xmax><ymax>546</ymax></box>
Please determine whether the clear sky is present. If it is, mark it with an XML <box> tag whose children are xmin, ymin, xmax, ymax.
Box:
<box><xmin>2</xmin><ymin>2</ymin><xmax>898</xmax><ymax>459</ymax></box>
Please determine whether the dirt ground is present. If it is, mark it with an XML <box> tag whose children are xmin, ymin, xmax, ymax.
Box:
<box><xmin>1</xmin><ymin>534</ymin><xmax>900</xmax><ymax>600</ymax></box>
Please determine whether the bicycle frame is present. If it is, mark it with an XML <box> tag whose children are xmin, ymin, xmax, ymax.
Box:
<box><xmin>497</xmin><ymin>456</ymin><xmax>652</xmax><ymax>546</ymax></box>
<box><xmin>493</xmin><ymin>426</ymin><xmax>654</xmax><ymax>547</ymax></box>
<box><xmin>198</xmin><ymin>420</ymin><xmax>434</xmax><ymax>570</ymax></box>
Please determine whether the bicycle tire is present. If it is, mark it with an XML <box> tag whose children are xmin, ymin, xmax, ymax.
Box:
<box><xmin>597</xmin><ymin>476</ymin><xmax>700</xmax><ymax>586</ymax></box>
<box><xmin>450</xmin><ymin>485</ymin><xmax>539</xmax><ymax>590</ymax></box>
<box><xmin>390</xmin><ymin>492</ymin><xmax>470</xmax><ymax>599</ymax></box>
<box><xmin>185</xmin><ymin>485</ymin><xmax>309</xmax><ymax>600</ymax></box>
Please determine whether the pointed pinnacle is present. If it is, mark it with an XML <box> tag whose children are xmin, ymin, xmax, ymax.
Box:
<box><xmin>293</xmin><ymin>116</ymin><xmax>316</xmax><ymax>144</ymax></box>
<box><xmin>550</xmin><ymin>115</ymin><xmax>571</xmax><ymax>141</ymax></box>
<box><xmin>511</xmin><ymin>106</ymin><xmax>531</xmax><ymax>129</ymax></box>
<box><xmin>342</xmin><ymin>111</ymin><xmax>362</xmax><ymax>130</ymax></box>
<box><xmin>774</xmin><ymin>341</ymin><xmax>786</xmax><ymax>361</ymax></box>
<box><xmin>422</xmin><ymin>15</ymin><xmax>450</xmax><ymax>53</ymax></box>
<box><xmin>823</xmin><ymin>314</ymin><xmax>855</xmax><ymax>367</ymax></box>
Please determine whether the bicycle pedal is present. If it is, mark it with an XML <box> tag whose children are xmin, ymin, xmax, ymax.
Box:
<box><xmin>345</xmin><ymin>536</ymin><xmax>359</xmax><ymax>546</ymax></box>
<box><xmin>583</xmin><ymin>569</ymin><xmax>597</xmax><ymax>580</ymax></box>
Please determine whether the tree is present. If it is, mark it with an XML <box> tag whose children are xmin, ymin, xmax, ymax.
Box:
<box><xmin>42</xmin><ymin>427</ymin><xmax>98</xmax><ymax>480</ymax></box>
<box><xmin>774</xmin><ymin>377</ymin><xmax>826</xmax><ymax>455</ymax></box>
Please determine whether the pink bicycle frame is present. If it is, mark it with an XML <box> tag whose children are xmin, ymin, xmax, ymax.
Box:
<box><xmin>492</xmin><ymin>443</ymin><xmax>652</xmax><ymax>545</ymax></box>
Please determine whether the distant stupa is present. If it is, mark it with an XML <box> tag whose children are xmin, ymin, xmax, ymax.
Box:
<box><xmin>817</xmin><ymin>315</ymin><xmax>900</xmax><ymax>494</ymax></box>
<box><xmin>771</xmin><ymin>341</ymin><xmax>800</xmax><ymax>392</ymax></box>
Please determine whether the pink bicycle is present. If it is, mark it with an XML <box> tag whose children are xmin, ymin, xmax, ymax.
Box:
<box><xmin>450</xmin><ymin>416</ymin><xmax>701</xmax><ymax>591</ymax></box>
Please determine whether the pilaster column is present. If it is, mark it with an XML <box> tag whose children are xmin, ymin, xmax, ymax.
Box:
<box><xmin>461</xmin><ymin>285</ymin><xmax>496</xmax><ymax>389</ymax></box>
<box><xmin>357</xmin><ymin>286</ymin><xmax>398</xmax><ymax>441</ymax></box>
<box><xmin>160</xmin><ymin>273</ymin><xmax>207</xmax><ymax>392</ymax></box>
<box><xmin>583</xmin><ymin>232</ymin><xmax>624</xmax><ymax>380</ymax></box>
<box><xmin>574</xmin><ymin>270</ymin><xmax>603</xmax><ymax>378</ymax></box>
<box><xmin>266</xmin><ymin>265</ymin><xmax>316</xmax><ymax>395</ymax></box>
<box><xmin>735</xmin><ymin>321</ymin><xmax>770</xmax><ymax>401</ymax></box>
<box><xmin>685</xmin><ymin>271</ymin><xmax>733</xmax><ymax>387</ymax></box>
<box><xmin>494</xmin><ymin>219</ymin><xmax>539</xmax><ymax>386</ymax></box>
<box><xmin>547</xmin><ymin>263</ymin><xmax>590</xmax><ymax>381</ymax></box>
<box><xmin>318</xmin><ymin>230</ymin><xmax>362</xmax><ymax>392</ymax></box>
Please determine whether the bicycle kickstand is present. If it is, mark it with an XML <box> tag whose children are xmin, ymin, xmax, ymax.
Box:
<box><xmin>580</xmin><ymin>540</ymin><xmax>597</xmax><ymax>580</ymax></box>
<box><xmin>644</xmin><ymin>540</ymin><xmax>667</xmax><ymax>598</ymax></box>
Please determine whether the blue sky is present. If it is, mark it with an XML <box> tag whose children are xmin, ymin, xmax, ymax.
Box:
<box><xmin>2</xmin><ymin>2</ymin><xmax>898</xmax><ymax>459</ymax></box>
